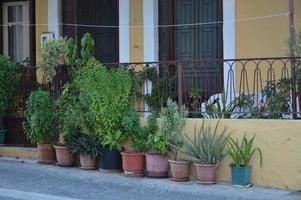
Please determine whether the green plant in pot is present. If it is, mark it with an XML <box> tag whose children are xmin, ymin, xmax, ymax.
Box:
<box><xmin>66</xmin><ymin>132</ymin><xmax>102</xmax><ymax>170</ymax></box>
<box><xmin>40</xmin><ymin>38</ymin><xmax>67</xmax><ymax>83</ymax></box>
<box><xmin>145</xmin><ymin>114</ymin><xmax>169</xmax><ymax>177</ymax></box>
<box><xmin>76</xmin><ymin>61</ymin><xmax>133</xmax><ymax>171</ymax></box>
<box><xmin>227</xmin><ymin>134</ymin><xmax>262</xmax><ymax>186</ymax></box>
<box><xmin>159</xmin><ymin>98</ymin><xmax>190</xmax><ymax>181</ymax></box>
<box><xmin>121</xmin><ymin>108</ymin><xmax>148</xmax><ymax>176</ymax></box>
<box><xmin>24</xmin><ymin>90</ymin><xmax>57</xmax><ymax>164</ymax></box>
<box><xmin>174</xmin><ymin>120</ymin><xmax>230</xmax><ymax>184</ymax></box>
<box><xmin>0</xmin><ymin>55</ymin><xmax>18</xmax><ymax>145</ymax></box>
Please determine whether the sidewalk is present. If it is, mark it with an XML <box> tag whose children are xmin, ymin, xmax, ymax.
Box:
<box><xmin>0</xmin><ymin>157</ymin><xmax>299</xmax><ymax>200</ymax></box>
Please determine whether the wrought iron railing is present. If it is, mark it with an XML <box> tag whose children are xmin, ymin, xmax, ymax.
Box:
<box><xmin>106</xmin><ymin>57</ymin><xmax>301</xmax><ymax>119</ymax></box>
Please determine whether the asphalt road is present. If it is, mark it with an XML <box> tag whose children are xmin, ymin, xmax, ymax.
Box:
<box><xmin>0</xmin><ymin>158</ymin><xmax>300</xmax><ymax>200</ymax></box>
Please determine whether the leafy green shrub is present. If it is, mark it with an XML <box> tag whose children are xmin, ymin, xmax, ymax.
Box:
<box><xmin>65</xmin><ymin>132</ymin><xmax>102</xmax><ymax>158</ymax></box>
<box><xmin>76</xmin><ymin>60</ymin><xmax>133</xmax><ymax>151</ymax></box>
<box><xmin>24</xmin><ymin>90</ymin><xmax>57</xmax><ymax>144</ymax></box>
<box><xmin>121</xmin><ymin>108</ymin><xmax>148</xmax><ymax>153</ymax></box>
<box><xmin>40</xmin><ymin>38</ymin><xmax>66</xmax><ymax>83</ymax></box>
<box><xmin>227</xmin><ymin>134</ymin><xmax>262</xmax><ymax>167</ymax></box>
<box><xmin>159</xmin><ymin>98</ymin><xmax>188</xmax><ymax>160</ymax></box>
<box><xmin>262</xmin><ymin>78</ymin><xmax>291</xmax><ymax>119</ymax></box>
<box><xmin>145</xmin><ymin>114</ymin><xmax>168</xmax><ymax>154</ymax></box>
<box><xmin>172</xmin><ymin>120</ymin><xmax>230</xmax><ymax>164</ymax></box>
<box><xmin>0</xmin><ymin>55</ymin><xmax>19</xmax><ymax>129</ymax></box>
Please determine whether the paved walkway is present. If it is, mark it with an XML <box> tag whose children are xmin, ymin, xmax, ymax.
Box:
<box><xmin>0</xmin><ymin>158</ymin><xmax>300</xmax><ymax>200</ymax></box>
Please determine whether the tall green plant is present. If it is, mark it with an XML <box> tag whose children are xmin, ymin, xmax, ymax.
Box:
<box><xmin>24</xmin><ymin>90</ymin><xmax>56</xmax><ymax>144</ymax></box>
<box><xmin>227</xmin><ymin>134</ymin><xmax>262</xmax><ymax>167</ymax></box>
<box><xmin>40</xmin><ymin>38</ymin><xmax>66</xmax><ymax>83</ymax></box>
<box><xmin>0</xmin><ymin>55</ymin><xmax>18</xmax><ymax>129</ymax></box>
<box><xmin>172</xmin><ymin>120</ymin><xmax>230</xmax><ymax>164</ymax></box>
<box><xmin>76</xmin><ymin>60</ymin><xmax>133</xmax><ymax>150</ymax></box>
<box><xmin>160</xmin><ymin>98</ymin><xmax>188</xmax><ymax>160</ymax></box>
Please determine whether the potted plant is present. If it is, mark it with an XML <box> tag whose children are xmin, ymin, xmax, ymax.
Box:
<box><xmin>145</xmin><ymin>114</ymin><xmax>169</xmax><ymax>177</ymax></box>
<box><xmin>66</xmin><ymin>132</ymin><xmax>102</xmax><ymax>169</ymax></box>
<box><xmin>0</xmin><ymin>55</ymin><xmax>18</xmax><ymax>145</ymax></box>
<box><xmin>227</xmin><ymin>134</ymin><xmax>262</xmax><ymax>186</ymax></box>
<box><xmin>121</xmin><ymin>108</ymin><xmax>147</xmax><ymax>176</ymax></box>
<box><xmin>40</xmin><ymin>38</ymin><xmax>66</xmax><ymax>83</ymax></box>
<box><xmin>159</xmin><ymin>99</ymin><xmax>190</xmax><ymax>181</ymax></box>
<box><xmin>175</xmin><ymin>120</ymin><xmax>230</xmax><ymax>184</ymax></box>
<box><xmin>76</xmin><ymin>61</ymin><xmax>132</xmax><ymax>172</ymax></box>
<box><xmin>24</xmin><ymin>90</ymin><xmax>57</xmax><ymax>164</ymax></box>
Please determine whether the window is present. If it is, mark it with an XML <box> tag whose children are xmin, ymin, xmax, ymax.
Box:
<box><xmin>3</xmin><ymin>2</ymin><xmax>30</xmax><ymax>62</ymax></box>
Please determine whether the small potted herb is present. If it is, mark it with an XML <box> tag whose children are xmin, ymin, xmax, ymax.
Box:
<box><xmin>24</xmin><ymin>90</ymin><xmax>57</xmax><ymax>164</ymax></box>
<box><xmin>66</xmin><ymin>132</ymin><xmax>102</xmax><ymax>170</ymax></box>
<box><xmin>0</xmin><ymin>55</ymin><xmax>18</xmax><ymax>145</ymax></box>
<box><xmin>145</xmin><ymin>114</ymin><xmax>169</xmax><ymax>177</ymax></box>
<box><xmin>227</xmin><ymin>134</ymin><xmax>262</xmax><ymax>186</ymax></box>
<box><xmin>175</xmin><ymin>120</ymin><xmax>230</xmax><ymax>184</ymax></box>
<box><xmin>160</xmin><ymin>99</ymin><xmax>190</xmax><ymax>181</ymax></box>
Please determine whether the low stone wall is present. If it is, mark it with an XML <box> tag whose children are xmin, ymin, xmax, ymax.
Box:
<box><xmin>140</xmin><ymin>118</ymin><xmax>301</xmax><ymax>191</ymax></box>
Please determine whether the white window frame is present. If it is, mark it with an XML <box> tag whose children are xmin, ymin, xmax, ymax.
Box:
<box><xmin>3</xmin><ymin>1</ymin><xmax>30</xmax><ymax>61</ymax></box>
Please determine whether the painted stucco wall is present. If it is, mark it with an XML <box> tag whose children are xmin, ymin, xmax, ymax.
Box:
<box><xmin>235</xmin><ymin>0</ymin><xmax>301</xmax><ymax>90</ymax></box>
<box><xmin>35</xmin><ymin>0</ymin><xmax>48</xmax><ymax>83</ymax></box>
<box><xmin>139</xmin><ymin>118</ymin><xmax>301</xmax><ymax>191</ymax></box>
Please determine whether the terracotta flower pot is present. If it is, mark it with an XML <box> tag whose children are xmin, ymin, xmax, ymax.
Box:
<box><xmin>169</xmin><ymin>160</ymin><xmax>190</xmax><ymax>181</ymax></box>
<box><xmin>37</xmin><ymin>144</ymin><xmax>56</xmax><ymax>164</ymax></box>
<box><xmin>79</xmin><ymin>154</ymin><xmax>97</xmax><ymax>170</ymax></box>
<box><xmin>121</xmin><ymin>151</ymin><xmax>145</xmax><ymax>177</ymax></box>
<box><xmin>145</xmin><ymin>154</ymin><xmax>169</xmax><ymax>177</ymax></box>
<box><xmin>54</xmin><ymin>145</ymin><xmax>75</xmax><ymax>166</ymax></box>
<box><xmin>194</xmin><ymin>163</ymin><xmax>217</xmax><ymax>184</ymax></box>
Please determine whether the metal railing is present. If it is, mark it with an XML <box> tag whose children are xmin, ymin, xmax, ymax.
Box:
<box><xmin>106</xmin><ymin>57</ymin><xmax>301</xmax><ymax>119</ymax></box>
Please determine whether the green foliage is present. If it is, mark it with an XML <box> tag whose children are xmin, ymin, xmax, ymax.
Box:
<box><xmin>227</xmin><ymin>134</ymin><xmax>262</xmax><ymax>167</ymax></box>
<box><xmin>204</xmin><ymin>92</ymin><xmax>254</xmax><ymax>119</ymax></box>
<box><xmin>144</xmin><ymin>66</ymin><xmax>175</xmax><ymax>115</ymax></box>
<box><xmin>121</xmin><ymin>108</ymin><xmax>148</xmax><ymax>153</ymax></box>
<box><xmin>24</xmin><ymin>90</ymin><xmax>57</xmax><ymax>144</ymax></box>
<box><xmin>0</xmin><ymin>55</ymin><xmax>19</xmax><ymax>129</ymax></box>
<box><xmin>40</xmin><ymin>38</ymin><xmax>67</xmax><ymax>83</ymax></box>
<box><xmin>145</xmin><ymin>114</ymin><xmax>168</xmax><ymax>154</ymax></box>
<box><xmin>189</xmin><ymin>88</ymin><xmax>202</xmax><ymax>112</ymax></box>
<box><xmin>159</xmin><ymin>98</ymin><xmax>188</xmax><ymax>160</ymax></box>
<box><xmin>65</xmin><ymin>132</ymin><xmax>102</xmax><ymax>158</ymax></box>
<box><xmin>76</xmin><ymin>60</ymin><xmax>133</xmax><ymax>151</ymax></box>
<box><xmin>262</xmin><ymin>78</ymin><xmax>291</xmax><ymax>119</ymax></box>
<box><xmin>171</xmin><ymin>120</ymin><xmax>230</xmax><ymax>164</ymax></box>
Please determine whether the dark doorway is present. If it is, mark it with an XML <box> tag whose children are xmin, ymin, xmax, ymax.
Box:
<box><xmin>62</xmin><ymin>0</ymin><xmax>119</xmax><ymax>63</ymax></box>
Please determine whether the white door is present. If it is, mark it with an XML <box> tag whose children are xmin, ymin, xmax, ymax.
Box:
<box><xmin>3</xmin><ymin>1</ymin><xmax>30</xmax><ymax>62</ymax></box>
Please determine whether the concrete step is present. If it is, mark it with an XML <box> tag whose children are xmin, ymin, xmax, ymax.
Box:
<box><xmin>0</xmin><ymin>146</ymin><xmax>37</xmax><ymax>160</ymax></box>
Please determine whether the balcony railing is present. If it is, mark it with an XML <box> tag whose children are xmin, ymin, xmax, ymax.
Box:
<box><xmin>106</xmin><ymin>57</ymin><xmax>301</xmax><ymax>119</ymax></box>
<box><xmin>19</xmin><ymin>57</ymin><xmax>301</xmax><ymax>119</ymax></box>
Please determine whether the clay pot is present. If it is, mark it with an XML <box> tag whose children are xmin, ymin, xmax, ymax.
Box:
<box><xmin>121</xmin><ymin>151</ymin><xmax>145</xmax><ymax>177</ymax></box>
<box><xmin>79</xmin><ymin>154</ymin><xmax>97</xmax><ymax>170</ymax></box>
<box><xmin>54</xmin><ymin>145</ymin><xmax>75</xmax><ymax>166</ymax></box>
<box><xmin>194</xmin><ymin>163</ymin><xmax>217</xmax><ymax>184</ymax></box>
<box><xmin>169</xmin><ymin>160</ymin><xmax>190</xmax><ymax>181</ymax></box>
<box><xmin>145</xmin><ymin>154</ymin><xmax>169</xmax><ymax>177</ymax></box>
<box><xmin>37</xmin><ymin>144</ymin><xmax>56</xmax><ymax>164</ymax></box>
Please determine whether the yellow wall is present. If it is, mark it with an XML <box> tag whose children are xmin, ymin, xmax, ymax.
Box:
<box><xmin>138</xmin><ymin>118</ymin><xmax>301</xmax><ymax>191</ymax></box>
<box><xmin>35</xmin><ymin>0</ymin><xmax>48</xmax><ymax>83</ymax></box>
<box><xmin>129</xmin><ymin>0</ymin><xmax>143</xmax><ymax>62</ymax></box>
<box><xmin>235</xmin><ymin>0</ymin><xmax>301</xmax><ymax>91</ymax></box>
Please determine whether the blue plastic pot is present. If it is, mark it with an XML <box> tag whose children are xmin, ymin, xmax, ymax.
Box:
<box><xmin>0</xmin><ymin>129</ymin><xmax>6</xmax><ymax>144</ymax></box>
<box><xmin>99</xmin><ymin>147</ymin><xmax>122</xmax><ymax>171</ymax></box>
<box><xmin>231</xmin><ymin>165</ymin><xmax>251</xmax><ymax>186</ymax></box>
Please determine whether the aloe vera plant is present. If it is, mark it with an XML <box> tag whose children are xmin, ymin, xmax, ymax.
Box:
<box><xmin>227</xmin><ymin>134</ymin><xmax>262</xmax><ymax>167</ymax></box>
<box><xmin>171</xmin><ymin>120</ymin><xmax>231</xmax><ymax>164</ymax></box>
